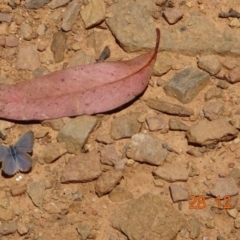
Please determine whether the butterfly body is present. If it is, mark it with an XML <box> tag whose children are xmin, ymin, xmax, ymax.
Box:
<box><xmin>0</xmin><ymin>131</ymin><xmax>34</xmax><ymax>176</ymax></box>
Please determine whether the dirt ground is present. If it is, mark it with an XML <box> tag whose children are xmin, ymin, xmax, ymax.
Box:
<box><xmin>1</xmin><ymin>0</ymin><xmax>240</xmax><ymax>239</ymax></box>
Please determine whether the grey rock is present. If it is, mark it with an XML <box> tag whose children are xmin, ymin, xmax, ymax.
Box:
<box><xmin>67</xmin><ymin>50</ymin><xmax>95</xmax><ymax>68</ymax></box>
<box><xmin>80</xmin><ymin>0</ymin><xmax>106</xmax><ymax>28</ymax></box>
<box><xmin>204</xmin><ymin>87</ymin><xmax>223</xmax><ymax>101</ymax></box>
<box><xmin>5</xmin><ymin>34</ymin><xmax>19</xmax><ymax>47</ymax></box>
<box><xmin>163</xmin><ymin>67</ymin><xmax>210</xmax><ymax>104</ymax></box>
<box><xmin>0</xmin><ymin>13</ymin><xmax>12</xmax><ymax>23</ymax></box>
<box><xmin>188</xmin><ymin>217</ymin><xmax>200</xmax><ymax>239</ymax></box>
<box><xmin>27</xmin><ymin>179</ymin><xmax>46</xmax><ymax>209</ymax></box>
<box><xmin>126</xmin><ymin>133</ymin><xmax>168</xmax><ymax>166</ymax></box>
<box><xmin>169</xmin><ymin>184</ymin><xmax>189</xmax><ymax>202</ymax></box>
<box><xmin>111</xmin><ymin>193</ymin><xmax>186</xmax><ymax>240</ymax></box>
<box><xmin>153</xmin><ymin>52</ymin><xmax>172</xmax><ymax>76</ymax></box>
<box><xmin>229</xmin><ymin>168</ymin><xmax>240</xmax><ymax>184</ymax></box>
<box><xmin>0</xmin><ymin>222</ymin><xmax>17</xmax><ymax>235</ymax></box>
<box><xmin>197</xmin><ymin>55</ymin><xmax>221</xmax><ymax>75</ymax></box>
<box><xmin>186</xmin><ymin>119</ymin><xmax>238</xmax><ymax>146</ymax></box>
<box><xmin>109</xmin><ymin>186</ymin><xmax>133</xmax><ymax>202</ymax></box>
<box><xmin>42</xmin><ymin>142</ymin><xmax>67</xmax><ymax>163</ymax></box>
<box><xmin>48</xmin><ymin>0</ymin><xmax>71</xmax><ymax>9</ymax></box>
<box><xmin>225</xmin><ymin>66</ymin><xmax>240</xmax><ymax>83</ymax></box>
<box><xmin>33</xmin><ymin>66</ymin><xmax>50</xmax><ymax>77</ymax></box>
<box><xmin>169</xmin><ymin>118</ymin><xmax>189</xmax><ymax>131</ymax></box>
<box><xmin>19</xmin><ymin>23</ymin><xmax>32</xmax><ymax>41</ymax></box>
<box><xmin>16</xmin><ymin>45</ymin><xmax>40</xmax><ymax>70</ymax></box>
<box><xmin>61</xmin><ymin>0</ymin><xmax>81</xmax><ymax>31</ymax></box>
<box><xmin>100</xmin><ymin>144</ymin><xmax>119</xmax><ymax>166</ymax></box>
<box><xmin>60</xmin><ymin>151</ymin><xmax>102</xmax><ymax>183</ymax></box>
<box><xmin>202</xmin><ymin>101</ymin><xmax>224</xmax><ymax>120</ymax></box>
<box><xmin>210</xmin><ymin>177</ymin><xmax>239</xmax><ymax>199</ymax></box>
<box><xmin>153</xmin><ymin>163</ymin><xmax>188</xmax><ymax>182</ymax></box>
<box><xmin>51</xmin><ymin>31</ymin><xmax>67</xmax><ymax>63</ymax></box>
<box><xmin>76</xmin><ymin>223</ymin><xmax>91</xmax><ymax>240</ymax></box>
<box><xmin>57</xmin><ymin>115</ymin><xmax>98</xmax><ymax>154</ymax></box>
<box><xmin>25</xmin><ymin>0</ymin><xmax>51</xmax><ymax>9</ymax></box>
<box><xmin>163</xmin><ymin>8</ymin><xmax>184</xmax><ymax>25</ymax></box>
<box><xmin>17</xmin><ymin>221</ymin><xmax>28</xmax><ymax>235</ymax></box>
<box><xmin>95</xmin><ymin>169</ymin><xmax>123</xmax><ymax>197</ymax></box>
<box><xmin>110</xmin><ymin>112</ymin><xmax>141</xmax><ymax>140</ymax></box>
<box><xmin>146</xmin><ymin>99</ymin><xmax>194</xmax><ymax>116</ymax></box>
<box><xmin>146</xmin><ymin>114</ymin><xmax>168</xmax><ymax>131</ymax></box>
<box><xmin>106</xmin><ymin>0</ymin><xmax>156</xmax><ymax>52</ymax></box>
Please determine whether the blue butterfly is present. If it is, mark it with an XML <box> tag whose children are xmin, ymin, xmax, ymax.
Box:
<box><xmin>0</xmin><ymin>131</ymin><xmax>34</xmax><ymax>176</ymax></box>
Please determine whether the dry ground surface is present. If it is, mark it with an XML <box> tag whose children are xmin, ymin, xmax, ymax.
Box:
<box><xmin>1</xmin><ymin>0</ymin><xmax>240</xmax><ymax>239</ymax></box>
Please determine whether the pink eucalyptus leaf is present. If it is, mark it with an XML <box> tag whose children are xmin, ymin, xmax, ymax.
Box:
<box><xmin>0</xmin><ymin>29</ymin><xmax>160</xmax><ymax>120</ymax></box>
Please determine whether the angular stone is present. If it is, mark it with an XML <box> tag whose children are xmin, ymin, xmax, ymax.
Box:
<box><xmin>95</xmin><ymin>169</ymin><xmax>123</xmax><ymax>197</ymax></box>
<box><xmin>109</xmin><ymin>186</ymin><xmax>133</xmax><ymax>202</ymax></box>
<box><xmin>146</xmin><ymin>99</ymin><xmax>194</xmax><ymax>116</ymax></box>
<box><xmin>25</xmin><ymin>0</ymin><xmax>51</xmax><ymax>9</ymax></box>
<box><xmin>186</xmin><ymin>119</ymin><xmax>238</xmax><ymax>146</ymax></box>
<box><xmin>169</xmin><ymin>184</ymin><xmax>189</xmax><ymax>202</ymax></box>
<box><xmin>225</xmin><ymin>66</ymin><xmax>240</xmax><ymax>83</ymax></box>
<box><xmin>110</xmin><ymin>112</ymin><xmax>141</xmax><ymax>140</ymax></box>
<box><xmin>202</xmin><ymin>101</ymin><xmax>224</xmax><ymax>120</ymax></box>
<box><xmin>100</xmin><ymin>144</ymin><xmax>119</xmax><ymax>166</ymax></box>
<box><xmin>51</xmin><ymin>31</ymin><xmax>67</xmax><ymax>63</ymax></box>
<box><xmin>146</xmin><ymin>115</ymin><xmax>168</xmax><ymax>131</ymax></box>
<box><xmin>57</xmin><ymin>115</ymin><xmax>98</xmax><ymax>154</ymax></box>
<box><xmin>126</xmin><ymin>133</ymin><xmax>168</xmax><ymax>166</ymax></box>
<box><xmin>169</xmin><ymin>118</ymin><xmax>189</xmax><ymax>131</ymax></box>
<box><xmin>210</xmin><ymin>177</ymin><xmax>239</xmax><ymax>199</ymax></box>
<box><xmin>42</xmin><ymin>142</ymin><xmax>67</xmax><ymax>163</ymax></box>
<box><xmin>17</xmin><ymin>222</ymin><xmax>29</xmax><ymax>235</ymax></box>
<box><xmin>204</xmin><ymin>87</ymin><xmax>223</xmax><ymax>101</ymax></box>
<box><xmin>197</xmin><ymin>55</ymin><xmax>221</xmax><ymax>75</ymax></box>
<box><xmin>60</xmin><ymin>151</ymin><xmax>102</xmax><ymax>183</ymax></box>
<box><xmin>80</xmin><ymin>0</ymin><xmax>106</xmax><ymax>28</ymax></box>
<box><xmin>27</xmin><ymin>179</ymin><xmax>46</xmax><ymax>209</ymax></box>
<box><xmin>163</xmin><ymin>67</ymin><xmax>210</xmax><ymax>104</ymax></box>
<box><xmin>48</xmin><ymin>0</ymin><xmax>71</xmax><ymax>9</ymax></box>
<box><xmin>188</xmin><ymin>217</ymin><xmax>200</xmax><ymax>239</ymax></box>
<box><xmin>153</xmin><ymin>52</ymin><xmax>172</xmax><ymax>76</ymax></box>
<box><xmin>76</xmin><ymin>223</ymin><xmax>91</xmax><ymax>240</ymax></box>
<box><xmin>16</xmin><ymin>45</ymin><xmax>40</xmax><ymax>71</ymax></box>
<box><xmin>153</xmin><ymin>163</ymin><xmax>188</xmax><ymax>182</ymax></box>
<box><xmin>61</xmin><ymin>0</ymin><xmax>81</xmax><ymax>31</ymax></box>
<box><xmin>111</xmin><ymin>193</ymin><xmax>186</xmax><ymax>240</ymax></box>
<box><xmin>163</xmin><ymin>8</ymin><xmax>184</xmax><ymax>25</ymax></box>
<box><xmin>68</xmin><ymin>50</ymin><xmax>95</xmax><ymax>68</ymax></box>
<box><xmin>19</xmin><ymin>23</ymin><xmax>32</xmax><ymax>41</ymax></box>
<box><xmin>0</xmin><ymin>222</ymin><xmax>17</xmax><ymax>235</ymax></box>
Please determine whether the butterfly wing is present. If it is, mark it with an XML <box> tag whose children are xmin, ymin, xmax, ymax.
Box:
<box><xmin>0</xmin><ymin>145</ymin><xmax>9</xmax><ymax>162</ymax></box>
<box><xmin>15</xmin><ymin>151</ymin><xmax>32</xmax><ymax>172</ymax></box>
<box><xmin>14</xmin><ymin>131</ymin><xmax>34</xmax><ymax>153</ymax></box>
<box><xmin>2</xmin><ymin>149</ymin><xmax>18</xmax><ymax>175</ymax></box>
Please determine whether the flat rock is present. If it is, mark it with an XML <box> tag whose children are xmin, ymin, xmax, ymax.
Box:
<box><xmin>95</xmin><ymin>169</ymin><xmax>123</xmax><ymax>197</ymax></box>
<box><xmin>153</xmin><ymin>52</ymin><xmax>172</xmax><ymax>76</ymax></box>
<box><xmin>100</xmin><ymin>144</ymin><xmax>119</xmax><ymax>166</ymax></box>
<box><xmin>16</xmin><ymin>45</ymin><xmax>40</xmax><ymax>71</ymax></box>
<box><xmin>105</xmin><ymin>0</ymin><xmax>156</xmax><ymax>52</ymax></box>
<box><xmin>169</xmin><ymin>118</ymin><xmax>189</xmax><ymax>131</ymax></box>
<box><xmin>27</xmin><ymin>179</ymin><xmax>46</xmax><ymax>209</ymax></box>
<box><xmin>25</xmin><ymin>0</ymin><xmax>51</xmax><ymax>9</ymax></box>
<box><xmin>153</xmin><ymin>163</ymin><xmax>189</xmax><ymax>182</ymax></box>
<box><xmin>60</xmin><ymin>151</ymin><xmax>102</xmax><ymax>183</ymax></box>
<box><xmin>146</xmin><ymin>114</ymin><xmax>168</xmax><ymax>131</ymax></box>
<box><xmin>48</xmin><ymin>0</ymin><xmax>71</xmax><ymax>9</ymax></box>
<box><xmin>169</xmin><ymin>184</ymin><xmax>189</xmax><ymax>202</ymax></box>
<box><xmin>67</xmin><ymin>50</ymin><xmax>95</xmax><ymax>68</ymax></box>
<box><xmin>146</xmin><ymin>99</ymin><xmax>194</xmax><ymax>116</ymax></box>
<box><xmin>126</xmin><ymin>133</ymin><xmax>168</xmax><ymax>166</ymax></box>
<box><xmin>110</xmin><ymin>112</ymin><xmax>141</xmax><ymax>140</ymax></box>
<box><xmin>51</xmin><ymin>31</ymin><xmax>67</xmax><ymax>63</ymax></box>
<box><xmin>76</xmin><ymin>223</ymin><xmax>91</xmax><ymax>240</ymax></box>
<box><xmin>61</xmin><ymin>0</ymin><xmax>81</xmax><ymax>31</ymax></box>
<box><xmin>163</xmin><ymin>67</ymin><xmax>210</xmax><ymax>104</ymax></box>
<box><xmin>111</xmin><ymin>193</ymin><xmax>186</xmax><ymax>240</ymax></box>
<box><xmin>225</xmin><ymin>66</ymin><xmax>240</xmax><ymax>83</ymax></box>
<box><xmin>80</xmin><ymin>0</ymin><xmax>105</xmax><ymax>28</ymax></box>
<box><xmin>109</xmin><ymin>186</ymin><xmax>133</xmax><ymax>202</ymax></box>
<box><xmin>188</xmin><ymin>217</ymin><xmax>200</xmax><ymax>239</ymax></box>
<box><xmin>210</xmin><ymin>177</ymin><xmax>239</xmax><ymax>199</ymax></box>
<box><xmin>57</xmin><ymin>115</ymin><xmax>98</xmax><ymax>154</ymax></box>
<box><xmin>42</xmin><ymin>142</ymin><xmax>67</xmax><ymax>163</ymax></box>
<box><xmin>163</xmin><ymin>8</ymin><xmax>184</xmax><ymax>25</ymax></box>
<box><xmin>202</xmin><ymin>101</ymin><xmax>224</xmax><ymax>120</ymax></box>
<box><xmin>186</xmin><ymin>119</ymin><xmax>238</xmax><ymax>146</ymax></box>
<box><xmin>197</xmin><ymin>55</ymin><xmax>221</xmax><ymax>75</ymax></box>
